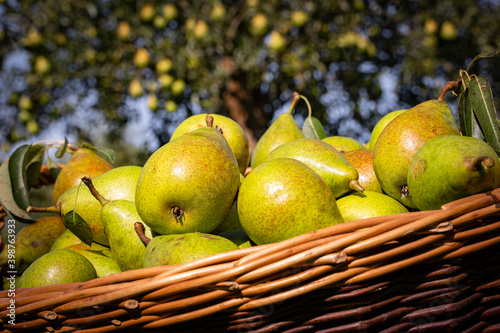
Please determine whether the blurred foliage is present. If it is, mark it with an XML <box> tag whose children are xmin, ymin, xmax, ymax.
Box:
<box><xmin>0</xmin><ymin>0</ymin><xmax>499</xmax><ymax>165</ymax></box>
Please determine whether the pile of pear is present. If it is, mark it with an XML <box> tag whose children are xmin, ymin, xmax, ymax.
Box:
<box><xmin>8</xmin><ymin>96</ymin><xmax>500</xmax><ymax>289</ymax></box>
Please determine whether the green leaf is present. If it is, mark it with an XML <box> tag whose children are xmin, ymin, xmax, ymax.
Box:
<box><xmin>95</xmin><ymin>147</ymin><xmax>116</xmax><ymax>164</ymax></box>
<box><xmin>467</xmin><ymin>49</ymin><xmax>500</xmax><ymax>72</ymax></box>
<box><xmin>458</xmin><ymin>87</ymin><xmax>484</xmax><ymax>140</ymax></box>
<box><xmin>63</xmin><ymin>210</ymin><xmax>93</xmax><ymax>246</ymax></box>
<box><xmin>55</xmin><ymin>137</ymin><xmax>69</xmax><ymax>159</ymax></box>
<box><xmin>47</xmin><ymin>156</ymin><xmax>61</xmax><ymax>180</ymax></box>
<box><xmin>8</xmin><ymin>144</ymin><xmax>47</xmax><ymax>210</ymax></box>
<box><xmin>302</xmin><ymin>116</ymin><xmax>327</xmax><ymax>139</ymax></box>
<box><xmin>0</xmin><ymin>157</ymin><xmax>34</xmax><ymax>221</ymax></box>
<box><xmin>468</xmin><ymin>75</ymin><xmax>500</xmax><ymax>155</ymax></box>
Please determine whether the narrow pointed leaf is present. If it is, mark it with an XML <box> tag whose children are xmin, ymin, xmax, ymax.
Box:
<box><xmin>468</xmin><ymin>75</ymin><xmax>500</xmax><ymax>155</ymax></box>
<box><xmin>95</xmin><ymin>147</ymin><xmax>116</xmax><ymax>164</ymax></box>
<box><xmin>47</xmin><ymin>156</ymin><xmax>61</xmax><ymax>180</ymax></box>
<box><xmin>467</xmin><ymin>49</ymin><xmax>500</xmax><ymax>72</ymax></box>
<box><xmin>63</xmin><ymin>210</ymin><xmax>93</xmax><ymax>246</ymax></box>
<box><xmin>25</xmin><ymin>144</ymin><xmax>48</xmax><ymax>188</ymax></box>
<box><xmin>0</xmin><ymin>157</ymin><xmax>33</xmax><ymax>221</ymax></box>
<box><xmin>458</xmin><ymin>87</ymin><xmax>484</xmax><ymax>140</ymax></box>
<box><xmin>302</xmin><ymin>116</ymin><xmax>327</xmax><ymax>139</ymax></box>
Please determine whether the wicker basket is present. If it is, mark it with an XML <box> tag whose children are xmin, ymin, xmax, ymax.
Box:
<box><xmin>2</xmin><ymin>188</ymin><xmax>500</xmax><ymax>333</ymax></box>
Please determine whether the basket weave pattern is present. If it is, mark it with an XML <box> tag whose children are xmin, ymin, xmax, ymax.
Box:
<box><xmin>2</xmin><ymin>188</ymin><xmax>500</xmax><ymax>332</ymax></box>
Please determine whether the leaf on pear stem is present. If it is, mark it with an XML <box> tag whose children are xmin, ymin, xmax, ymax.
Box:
<box><xmin>302</xmin><ymin>116</ymin><xmax>327</xmax><ymax>140</ymax></box>
<box><xmin>63</xmin><ymin>210</ymin><xmax>93</xmax><ymax>246</ymax></box>
<box><xmin>55</xmin><ymin>137</ymin><xmax>69</xmax><ymax>159</ymax></box>
<box><xmin>78</xmin><ymin>141</ymin><xmax>115</xmax><ymax>164</ymax></box>
<box><xmin>47</xmin><ymin>156</ymin><xmax>61</xmax><ymax>180</ymax></box>
<box><xmin>466</xmin><ymin>49</ymin><xmax>500</xmax><ymax>72</ymax></box>
<box><xmin>458</xmin><ymin>86</ymin><xmax>484</xmax><ymax>140</ymax></box>
<box><xmin>8</xmin><ymin>144</ymin><xmax>47</xmax><ymax>211</ymax></box>
<box><xmin>0</xmin><ymin>157</ymin><xmax>33</xmax><ymax>221</ymax></box>
<box><xmin>468</xmin><ymin>75</ymin><xmax>500</xmax><ymax>156</ymax></box>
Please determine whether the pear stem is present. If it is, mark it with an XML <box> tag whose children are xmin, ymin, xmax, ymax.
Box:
<box><xmin>348</xmin><ymin>179</ymin><xmax>365</xmax><ymax>193</ymax></box>
<box><xmin>26</xmin><ymin>205</ymin><xmax>61</xmax><ymax>214</ymax></box>
<box><xmin>134</xmin><ymin>222</ymin><xmax>151</xmax><ymax>245</ymax></box>
<box><xmin>81</xmin><ymin>176</ymin><xmax>109</xmax><ymax>206</ymax></box>
<box><xmin>438</xmin><ymin>81</ymin><xmax>460</xmax><ymax>101</ymax></box>
<box><xmin>299</xmin><ymin>94</ymin><xmax>313</xmax><ymax>119</ymax></box>
<box><xmin>171</xmin><ymin>206</ymin><xmax>184</xmax><ymax>219</ymax></box>
<box><xmin>287</xmin><ymin>92</ymin><xmax>301</xmax><ymax>115</ymax></box>
<box><xmin>465</xmin><ymin>156</ymin><xmax>495</xmax><ymax>171</ymax></box>
<box><xmin>206</xmin><ymin>115</ymin><xmax>214</xmax><ymax>128</ymax></box>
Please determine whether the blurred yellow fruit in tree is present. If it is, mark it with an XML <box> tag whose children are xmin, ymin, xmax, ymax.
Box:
<box><xmin>129</xmin><ymin>80</ymin><xmax>143</xmax><ymax>98</ymax></box>
<box><xmin>158</xmin><ymin>74</ymin><xmax>174</xmax><ymax>89</ymax></box>
<box><xmin>26</xmin><ymin>119</ymin><xmax>39</xmax><ymax>134</ymax></box>
<box><xmin>148</xmin><ymin>94</ymin><xmax>158</xmax><ymax>111</ymax></box>
<box><xmin>440</xmin><ymin>21</ymin><xmax>457</xmax><ymax>40</ymax></box>
<box><xmin>117</xmin><ymin>21</ymin><xmax>131</xmax><ymax>41</ymax></box>
<box><xmin>156</xmin><ymin>58</ymin><xmax>172</xmax><ymax>73</ymax></box>
<box><xmin>134</xmin><ymin>48</ymin><xmax>150</xmax><ymax>68</ymax></box>
<box><xmin>250</xmin><ymin>13</ymin><xmax>268</xmax><ymax>35</ymax></box>
<box><xmin>18</xmin><ymin>95</ymin><xmax>33</xmax><ymax>110</ymax></box>
<box><xmin>140</xmin><ymin>3</ymin><xmax>155</xmax><ymax>22</ymax></box>
<box><xmin>162</xmin><ymin>4</ymin><xmax>178</xmax><ymax>21</ymax></box>
<box><xmin>268</xmin><ymin>31</ymin><xmax>286</xmax><ymax>51</ymax></box>
<box><xmin>171</xmin><ymin>79</ymin><xmax>186</xmax><ymax>96</ymax></box>
<box><xmin>210</xmin><ymin>3</ymin><xmax>226</xmax><ymax>21</ymax></box>
<box><xmin>165</xmin><ymin>100</ymin><xmax>177</xmax><ymax>112</ymax></box>
<box><xmin>291</xmin><ymin>11</ymin><xmax>308</xmax><ymax>27</ymax></box>
<box><xmin>34</xmin><ymin>55</ymin><xmax>51</xmax><ymax>75</ymax></box>
<box><xmin>193</xmin><ymin>20</ymin><xmax>209</xmax><ymax>39</ymax></box>
<box><xmin>424</xmin><ymin>18</ymin><xmax>439</xmax><ymax>34</ymax></box>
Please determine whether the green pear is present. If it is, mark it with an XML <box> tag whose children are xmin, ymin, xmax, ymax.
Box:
<box><xmin>143</xmin><ymin>232</ymin><xmax>238</xmax><ymax>267</ymax></box>
<box><xmin>135</xmin><ymin>116</ymin><xmax>240</xmax><ymax>235</ymax></box>
<box><xmin>29</xmin><ymin>166</ymin><xmax>143</xmax><ymax>246</ymax></box>
<box><xmin>342</xmin><ymin>149</ymin><xmax>382</xmax><ymax>193</ymax></box>
<box><xmin>50</xmin><ymin>229</ymin><xmax>83</xmax><ymax>251</ymax></box>
<box><xmin>81</xmin><ymin>176</ymin><xmax>153</xmax><ymax>271</ymax></box>
<box><xmin>238</xmin><ymin>158</ymin><xmax>344</xmax><ymax>245</ymax></box>
<box><xmin>407</xmin><ymin>135</ymin><xmax>500</xmax><ymax>211</ymax></box>
<box><xmin>366</xmin><ymin>109</ymin><xmax>407</xmax><ymax>149</ymax></box>
<box><xmin>265</xmin><ymin>138</ymin><xmax>364</xmax><ymax>198</ymax></box>
<box><xmin>336</xmin><ymin>191</ymin><xmax>409</xmax><ymax>222</ymax></box>
<box><xmin>250</xmin><ymin>97</ymin><xmax>305</xmax><ymax>168</ymax></box>
<box><xmin>322</xmin><ymin>136</ymin><xmax>366</xmax><ymax>153</ymax></box>
<box><xmin>18</xmin><ymin>249</ymin><xmax>97</xmax><ymax>288</ymax></box>
<box><xmin>170</xmin><ymin>113</ymin><xmax>250</xmax><ymax>174</ymax></box>
<box><xmin>373</xmin><ymin>100</ymin><xmax>460</xmax><ymax>208</ymax></box>
<box><xmin>217</xmin><ymin>229</ymin><xmax>254</xmax><ymax>249</ymax></box>
<box><xmin>0</xmin><ymin>217</ymin><xmax>66</xmax><ymax>275</ymax></box>
<box><xmin>52</xmin><ymin>147</ymin><xmax>113</xmax><ymax>204</ymax></box>
<box><xmin>65</xmin><ymin>242</ymin><xmax>122</xmax><ymax>277</ymax></box>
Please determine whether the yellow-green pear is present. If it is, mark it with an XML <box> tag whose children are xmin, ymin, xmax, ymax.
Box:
<box><xmin>18</xmin><ymin>249</ymin><xmax>96</xmax><ymax>288</ymax></box>
<box><xmin>366</xmin><ymin>109</ymin><xmax>407</xmax><ymax>149</ymax></box>
<box><xmin>135</xmin><ymin>116</ymin><xmax>240</xmax><ymax>235</ymax></box>
<box><xmin>408</xmin><ymin>135</ymin><xmax>500</xmax><ymax>211</ymax></box>
<box><xmin>373</xmin><ymin>100</ymin><xmax>460</xmax><ymax>208</ymax></box>
<box><xmin>170</xmin><ymin>113</ymin><xmax>250</xmax><ymax>174</ymax></box>
<box><xmin>50</xmin><ymin>229</ymin><xmax>83</xmax><ymax>251</ymax></box>
<box><xmin>238</xmin><ymin>158</ymin><xmax>344</xmax><ymax>245</ymax></box>
<box><xmin>265</xmin><ymin>138</ymin><xmax>364</xmax><ymax>198</ymax></box>
<box><xmin>0</xmin><ymin>216</ymin><xmax>66</xmax><ymax>275</ymax></box>
<box><xmin>65</xmin><ymin>242</ymin><xmax>122</xmax><ymax>278</ymax></box>
<box><xmin>250</xmin><ymin>96</ymin><xmax>304</xmax><ymax>167</ymax></box>
<box><xmin>336</xmin><ymin>191</ymin><xmax>409</xmax><ymax>222</ymax></box>
<box><xmin>322</xmin><ymin>136</ymin><xmax>366</xmax><ymax>153</ymax></box>
<box><xmin>342</xmin><ymin>149</ymin><xmax>382</xmax><ymax>193</ymax></box>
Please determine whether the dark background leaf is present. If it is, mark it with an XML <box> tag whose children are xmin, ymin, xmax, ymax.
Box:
<box><xmin>63</xmin><ymin>210</ymin><xmax>93</xmax><ymax>246</ymax></box>
<box><xmin>8</xmin><ymin>145</ymin><xmax>31</xmax><ymax>210</ymax></box>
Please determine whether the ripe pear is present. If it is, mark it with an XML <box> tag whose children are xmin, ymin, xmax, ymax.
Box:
<box><xmin>373</xmin><ymin>100</ymin><xmax>460</xmax><ymax>208</ymax></box>
<box><xmin>65</xmin><ymin>242</ymin><xmax>122</xmax><ymax>277</ymax></box>
<box><xmin>143</xmin><ymin>232</ymin><xmax>238</xmax><ymax>267</ymax></box>
<box><xmin>135</xmin><ymin>117</ymin><xmax>240</xmax><ymax>235</ymax></box>
<box><xmin>322</xmin><ymin>136</ymin><xmax>366</xmax><ymax>153</ymax></box>
<box><xmin>408</xmin><ymin>135</ymin><xmax>500</xmax><ymax>211</ymax></box>
<box><xmin>336</xmin><ymin>191</ymin><xmax>409</xmax><ymax>222</ymax></box>
<box><xmin>29</xmin><ymin>166</ymin><xmax>143</xmax><ymax>247</ymax></box>
<box><xmin>238</xmin><ymin>158</ymin><xmax>344</xmax><ymax>245</ymax></box>
<box><xmin>81</xmin><ymin>176</ymin><xmax>153</xmax><ymax>271</ymax></box>
<box><xmin>50</xmin><ymin>229</ymin><xmax>83</xmax><ymax>251</ymax></box>
<box><xmin>265</xmin><ymin>138</ymin><xmax>364</xmax><ymax>198</ymax></box>
<box><xmin>250</xmin><ymin>99</ymin><xmax>305</xmax><ymax>168</ymax></box>
<box><xmin>170</xmin><ymin>114</ymin><xmax>250</xmax><ymax>174</ymax></box>
<box><xmin>342</xmin><ymin>149</ymin><xmax>382</xmax><ymax>193</ymax></box>
<box><xmin>0</xmin><ymin>216</ymin><xmax>66</xmax><ymax>275</ymax></box>
<box><xmin>366</xmin><ymin>109</ymin><xmax>407</xmax><ymax>149</ymax></box>
<box><xmin>52</xmin><ymin>148</ymin><xmax>113</xmax><ymax>204</ymax></box>
<box><xmin>18</xmin><ymin>249</ymin><xmax>97</xmax><ymax>288</ymax></box>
